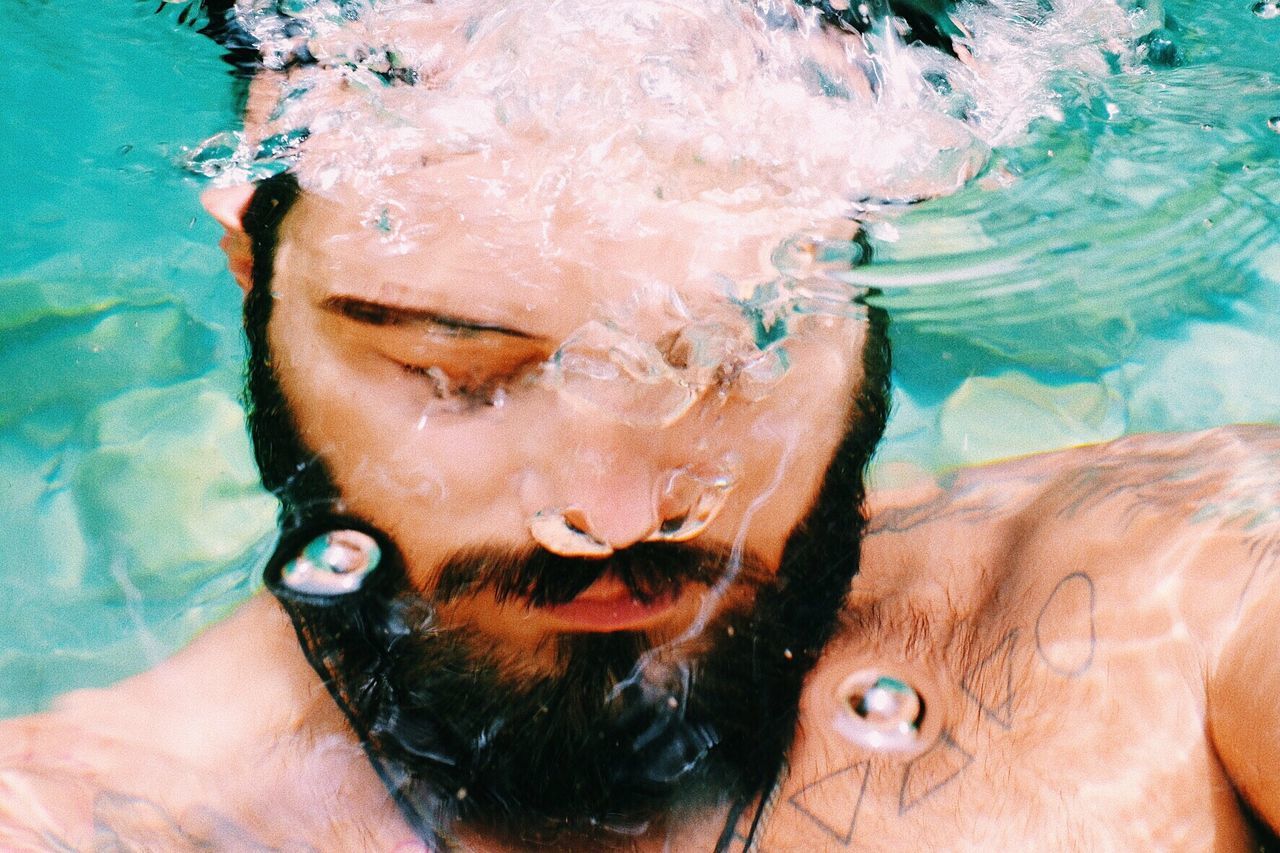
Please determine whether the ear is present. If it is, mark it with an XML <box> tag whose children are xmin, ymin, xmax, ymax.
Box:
<box><xmin>201</xmin><ymin>184</ymin><xmax>258</xmax><ymax>294</ymax></box>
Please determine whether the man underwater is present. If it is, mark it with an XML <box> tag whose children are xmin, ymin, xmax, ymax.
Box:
<box><xmin>2</xmin><ymin>0</ymin><xmax>1279</xmax><ymax>849</ymax></box>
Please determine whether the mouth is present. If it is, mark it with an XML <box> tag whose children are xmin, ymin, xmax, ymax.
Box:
<box><xmin>536</xmin><ymin>574</ymin><xmax>681</xmax><ymax>632</ymax></box>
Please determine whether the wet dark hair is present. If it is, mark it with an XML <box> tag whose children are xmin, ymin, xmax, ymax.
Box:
<box><xmin>155</xmin><ymin>0</ymin><xmax>260</xmax><ymax>82</ymax></box>
<box><xmin>169</xmin><ymin>0</ymin><xmax>968</xmax><ymax>80</ymax></box>
<box><xmin>798</xmin><ymin>0</ymin><xmax>965</xmax><ymax>55</ymax></box>
<box><xmin>239</xmin><ymin>170</ymin><xmax>336</xmax><ymax>524</ymax></box>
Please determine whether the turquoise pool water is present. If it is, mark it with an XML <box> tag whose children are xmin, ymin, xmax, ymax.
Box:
<box><xmin>1</xmin><ymin>0</ymin><xmax>1277</xmax><ymax>716</ymax></box>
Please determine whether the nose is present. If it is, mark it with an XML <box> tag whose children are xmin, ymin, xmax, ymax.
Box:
<box><xmin>528</xmin><ymin>458</ymin><xmax>738</xmax><ymax>557</ymax></box>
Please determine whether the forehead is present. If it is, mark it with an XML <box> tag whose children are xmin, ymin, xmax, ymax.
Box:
<box><xmin>274</xmin><ymin>166</ymin><xmax>858</xmax><ymax>336</ymax></box>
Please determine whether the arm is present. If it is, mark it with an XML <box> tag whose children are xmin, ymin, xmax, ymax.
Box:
<box><xmin>1199</xmin><ymin>429</ymin><xmax>1280</xmax><ymax>832</ymax></box>
<box><xmin>1208</xmin><ymin>541</ymin><xmax>1280</xmax><ymax>831</ymax></box>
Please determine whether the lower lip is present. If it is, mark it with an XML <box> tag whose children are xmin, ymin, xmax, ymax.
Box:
<box><xmin>539</xmin><ymin>585</ymin><xmax>678</xmax><ymax>632</ymax></box>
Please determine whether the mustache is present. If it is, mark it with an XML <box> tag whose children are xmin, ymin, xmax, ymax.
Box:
<box><xmin>431</xmin><ymin>540</ymin><xmax>758</xmax><ymax>607</ymax></box>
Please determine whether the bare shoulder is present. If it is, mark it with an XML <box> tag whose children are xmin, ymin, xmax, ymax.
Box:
<box><xmin>0</xmin><ymin>603</ymin><xmax>400</xmax><ymax>850</ymax></box>
<box><xmin>0</xmin><ymin>705</ymin><xmax>331</xmax><ymax>852</ymax></box>
<box><xmin>870</xmin><ymin>425</ymin><xmax>1280</xmax><ymax>535</ymax></box>
<box><xmin>860</xmin><ymin>425</ymin><xmax>1280</xmax><ymax>652</ymax></box>
<box><xmin>1022</xmin><ymin>426</ymin><xmax>1280</xmax><ymax>612</ymax></box>
<box><xmin>0</xmin><ymin>703</ymin><xmax>215</xmax><ymax>849</ymax></box>
<box><xmin>0</xmin><ymin>710</ymin><xmax>113</xmax><ymax>849</ymax></box>
<box><xmin>1029</xmin><ymin>424</ymin><xmax>1280</xmax><ymax>526</ymax></box>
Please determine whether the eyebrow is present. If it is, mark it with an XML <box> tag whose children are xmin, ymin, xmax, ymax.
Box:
<box><xmin>320</xmin><ymin>295</ymin><xmax>541</xmax><ymax>340</ymax></box>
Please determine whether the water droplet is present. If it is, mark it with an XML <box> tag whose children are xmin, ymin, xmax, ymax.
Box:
<box><xmin>650</xmin><ymin>465</ymin><xmax>737</xmax><ymax>543</ymax></box>
<box><xmin>528</xmin><ymin>508</ymin><xmax>614</xmax><ymax>557</ymax></box>
<box><xmin>183</xmin><ymin>130</ymin><xmax>242</xmax><ymax>178</ymax></box>
<box><xmin>1252</xmin><ymin>1</ymin><xmax>1280</xmax><ymax>19</ymax></box>
<box><xmin>1268</xmin><ymin>116</ymin><xmax>1280</xmax><ymax>133</ymax></box>
<box><xmin>280</xmin><ymin>529</ymin><xmax>381</xmax><ymax>596</ymax></box>
<box><xmin>770</xmin><ymin>233</ymin><xmax>867</xmax><ymax>280</ymax></box>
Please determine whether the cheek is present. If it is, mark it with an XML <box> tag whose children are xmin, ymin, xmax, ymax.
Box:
<box><xmin>269</xmin><ymin>310</ymin><xmax>536</xmax><ymax>555</ymax></box>
<box><xmin>695</xmin><ymin>331</ymin><xmax>865</xmax><ymax>560</ymax></box>
<box><xmin>300</xmin><ymin>389</ymin><xmax>537</xmax><ymax>546</ymax></box>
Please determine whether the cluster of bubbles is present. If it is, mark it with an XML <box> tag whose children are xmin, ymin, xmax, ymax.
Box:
<box><xmin>1253</xmin><ymin>1</ymin><xmax>1280</xmax><ymax>20</ymax></box>
<box><xmin>541</xmin><ymin>234</ymin><xmax>871</xmax><ymax>430</ymax></box>
<box><xmin>181</xmin><ymin>0</ymin><xmax>1157</xmax><ymax>427</ymax></box>
<box><xmin>185</xmin><ymin>0</ymin><xmax>1156</xmax><ymax>214</ymax></box>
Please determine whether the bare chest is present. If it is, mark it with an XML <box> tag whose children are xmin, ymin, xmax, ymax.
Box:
<box><xmin>734</xmin><ymin>584</ymin><xmax>1251</xmax><ymax>851</ymax></box>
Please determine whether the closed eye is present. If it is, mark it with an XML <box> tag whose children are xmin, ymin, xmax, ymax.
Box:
<box><xmin>397</xmin><ymin>358</ymin><xmax>544</xmax><ymax>407</ymax></box>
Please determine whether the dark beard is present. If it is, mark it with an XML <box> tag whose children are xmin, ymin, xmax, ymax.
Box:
<box><xmin>264</xmin><ymin>438</ymin><xmax>876</xmax><ymax>848</ymax></box>
<box><xmin>240</xmin><ymin>170</ymin><xmax>894</xmax><ymax>848</ymax></box>
<box><xmin>269</xmin><ymin>533</ymin><xmax>802</xmax><ymax>846</ymax></box>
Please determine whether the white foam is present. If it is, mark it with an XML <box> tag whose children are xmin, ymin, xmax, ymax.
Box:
<box><xmin>201</xmin><ymin>0</ymin><xmax>1151</xmax><ymax>218</ymax></box>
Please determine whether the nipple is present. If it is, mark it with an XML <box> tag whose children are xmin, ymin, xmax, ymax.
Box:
<box><xmin>278</xmin><ymin>528</ymin><xmax>383</xmax><ymax>596</ymax></box>
<box><xmin>834</xmin><ymin>669</ymin><xmax>925</xmax><ymax>751</ymax></box>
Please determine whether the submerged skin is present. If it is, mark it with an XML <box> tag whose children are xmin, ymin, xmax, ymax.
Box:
<box><xmin>2</xmin><ymin>427</ymin><xmax>1280</xmax><ymax>849</ymax></box>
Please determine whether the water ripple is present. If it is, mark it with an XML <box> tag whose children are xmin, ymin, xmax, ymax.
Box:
<box><xmin>859</xmin><ymin>65</ymin><xmax>1280</xmax><ymax>372</ymax></box>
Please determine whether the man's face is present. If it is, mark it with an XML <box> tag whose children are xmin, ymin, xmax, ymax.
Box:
<box><xmin>237</xmin><ymin>158</ymin><xmax>889</xmax><ymax>836</ymax></box>
<box><xmin>262</xmin><ymin>159</ymin><xmax>870</xmax><ymax>671</ymax></box>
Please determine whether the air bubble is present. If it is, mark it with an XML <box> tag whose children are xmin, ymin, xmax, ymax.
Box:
<box><xmin>1252</xmin><ymin>1</ymin><xmax>1280</xmax><ymax>19</ymax></box>
<box><xmin>650</xmin><ymin>465</ymin><xmax>738</xmax><ymax>543</ymax></box>
<box><xmin>528</xmin><ymin>508</ymin><xmax>614</xmax><ymax>557</ymax></box>
<box><xmin>553</xmin><ymin>321</ymin><xmax>698</xmax><ymax>429</ymax></box>
<box><xmin>183</xmin><ymin>131</ymin><xmax>242</xmax><ymax>178</ymax></box>
<box><xmin>1268</xmin><ymin>116</ymin><xmax>1280</xmax><ymax>133</ymax></box>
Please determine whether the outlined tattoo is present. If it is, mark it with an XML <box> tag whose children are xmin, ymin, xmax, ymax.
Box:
<box><xmin>1051</xmin><ymin>460</ymin><xmax>1212</xmax><ymax>530</ymax></box>
<box><xmin>960</xmin><ymin>629</ymin><xmax>1019</xmax><ymax>730</ymax></box>
<box><xmin>1035</xmin><ymin>572</ymin><xmax>1096</xmax><ymax>678</ymax></box>
<box><xmin>1236</xmin><ymin>531</ymin><xmax>1280</xmax><ymax>615</ymax></box>
<box><xmin>786</xmin><ymin>761</ymin><xmax>871</xmax><ymax>846</ymax></box>
<box><xmin>898</xmin><ymin>731</ymin><xmax>973</xmax><ymax>816</ymax></box>
<box><xmin>866</xmin><ymin>470</ymin><xmax>1047</xmax><ymax>536</ymax></box>
<box><xmin>89</xmin><ymin>790</ymin><xmax>319</xmax><ymax>852</ymax></box>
